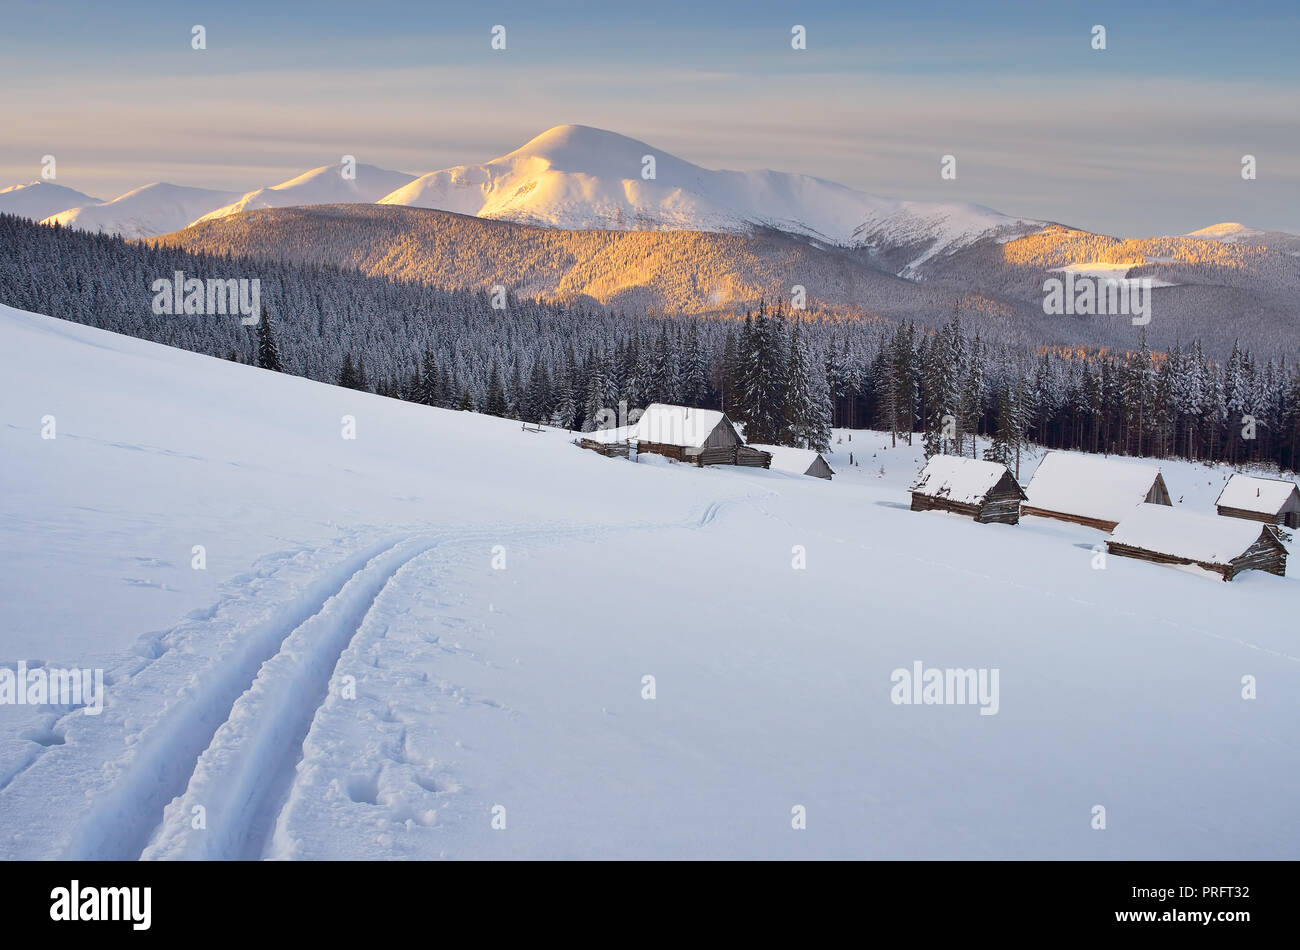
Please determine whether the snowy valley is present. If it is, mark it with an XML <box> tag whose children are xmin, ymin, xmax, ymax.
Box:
<box><xmin>1</xmin><ymin>302</ymin><xmax>1296</xmax><ymax>860</ymax></box>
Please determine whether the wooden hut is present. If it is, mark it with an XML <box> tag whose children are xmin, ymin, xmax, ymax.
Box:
<box><xmin>1214</xmin><ymin>474</ymin><xmax>1300</xmax><ymax>529</ymax></box>
<box><xmin>1021</xmin><ymin>451</ymin><xmax>1171</xmax><ymax>531</ymax></box>
<box><xmin>909</xmin><ymin>455</ymin><xmax>1026</xmax><ymax>524</ymax></box>
<box><xmin>579</xmin><ymin>405</ymin><xmax>771</xmax><ymax>468</ymax></box>
<box><xmin>1108</xmin><ymin>504</ymin><xmax>1288</xmax><ymax>581</ymax></box>
<box><xmin>631</xmin><ymin>404</ymin><xmax>771</xmax><ymax>468</ymax></box>
<box><xmin>747</xmin><ymin>444</ymin><xmax>835</xmax><ymax>480</ymax></box>
<box><xmin>632</xmin><ymin>404</ymin><xmax>739</xmax><ymax>461</ymax></box>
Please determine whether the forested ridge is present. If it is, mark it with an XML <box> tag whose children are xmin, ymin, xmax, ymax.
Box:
<box><xmin>4</xmin><ymin>213</ymin><xmax>1299</xmax><ymax>472</ymax></box>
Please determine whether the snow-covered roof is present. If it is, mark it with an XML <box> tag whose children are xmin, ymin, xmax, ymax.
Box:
<box><xmin>747</xmin><ymin>444</ymin><xmax>830</xmax><ymax>476</ymax></box>
<box><xmin>1024</xmin><ymin>452</ymin><xmax>1163</xmax><ymax>523</ymax></box>
<box><xmin>910</xmin><ymin>455</ymin><xmax>1019</xmax><ymax>504</ymax></box>
<box><xmin>580</xmin><ymin>424</ymin><xmax>637</xmax><ymax>445</ymax></box>
<box><xmin>632</xmin><ymin>404</ymin><xmax>734</xmax><ymax>448</ymax></box>
<box><xmin>1215</xmin><ymin>473</ymin><xmax>1299</xmax><ymax>514</ymax></box>
<box><xmin>1110</xmin><ymin>504</ymin><xmax>1279</xmax><ymax>566</ymax></box>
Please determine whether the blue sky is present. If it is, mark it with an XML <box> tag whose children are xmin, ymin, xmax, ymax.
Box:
<box><xmin>2</xmin><ymin>0</ymin><xmax>1297</xmax><ymax>235</ymax></box>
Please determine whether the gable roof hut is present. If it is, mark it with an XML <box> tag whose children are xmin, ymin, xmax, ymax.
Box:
<box><xmin>1214</xmin><ymin>474</ymin><xmax>1300</xmax><ymax>529</ymax></box>
<box><xmin>578</xmin><ymin>404</ymin><xmax>770</xmax><ymax>468</ymax></box>
<box><xmin>631</xmin><ymin>404</ymin><xmax>769</xmax><ymax>467</ymax></box>
<box><xmin>748</xmin><ymin>444</ymin><xmax>835</xmax><ymax>480</ymax></box>
<box><xmin>1108</xmin><ymin>504</ymin><xmax>1288</xmax><ymax>581</ymax></box>
<box><xmin>1021</xmin><ymin>451</ymin><xmax>1171</xmax><ymax>531</ymax></box>
<box><xmin>631</xmin><ymin>404</ymin><xmax>739</xmax><ymax>460</ymax></box>
<box><xmin>909</xmin><ymin>455</ymin><xmax>1026</xmax><ymax>524</ymax></box>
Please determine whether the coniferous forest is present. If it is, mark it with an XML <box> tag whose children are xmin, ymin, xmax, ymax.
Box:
<box><xmin>4</xmin><ymin>212</ymin><xmax>1299</xmax><ymax>473</ymax></box>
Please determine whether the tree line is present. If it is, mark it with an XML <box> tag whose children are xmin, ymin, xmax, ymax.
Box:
<box><xmin>4</xmin><ymin>213</ymin><xmax>1298</xmax><ymax>472</ymax></box>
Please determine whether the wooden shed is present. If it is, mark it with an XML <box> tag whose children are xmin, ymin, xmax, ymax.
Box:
<box><xmin>747</xmin><ymin>444</ymin><xmax>835</xmax><ymax>480</ymax></box>
<box><xmin>579</xmin><ymin>404</ymin><xmax>769</xmax><ymax>469</ymax></box>
<box><xmin>1214</xmin><ymin>474</ymin><xmax>1300</xmax><ymax>529</ymax></box>
<box><xmin>1108</xmin><ymin>504</ymin><xmax>1288</xmax><ymax>581</ymax></box>
<box><xmin>632</xmin><ymin>404</ymin><xmax>740</xmax><ymax>461</ymax></box>
<box><xmin>1021</xmin><ymin>451</ymin><xmax>1171</xmax><ymax>531</ymax></box>
<box><xmin>630</xmin><ymin>404</ymin><xmax>771</xmax><ymax>468</ymax></box>
<box><xmin>909</xmin><ymin>455</ymin><xmax>1026</xmax><ymax>524</ymax></box>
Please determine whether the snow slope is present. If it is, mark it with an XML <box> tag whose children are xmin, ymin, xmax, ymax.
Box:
<box><xmin>1</xmin><ymin>304</ymin><xmax>1297</xmax><ymax>860</ymax></box>
<box><xmin>379</xmin><ymin>124</ymin><xmax>1043</xmax><ymax>261</ymax></box>
<box><xmin>192</xmin><ymin>163</ymin><xmax>416</xmax><ymax>225</ymax></box>
<box><xmin>41</xmin><ymin>183</ymin><xmax>242</xmax><ymax>239</ymax></box>
<box><xmin>0</xmin><ymin>181</ymin><xmax>101</xmax><ymax>222</ymax></box>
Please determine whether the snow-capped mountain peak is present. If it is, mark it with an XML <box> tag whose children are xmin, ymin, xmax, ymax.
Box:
<box><xmin>42</xmin><ymin>182</ymin><xmax>244</xmax><ymax>240</ymax></box>
<box><xmin>192</xmin><ymin>162</ymin><xmax>417</xmax><ymax>225</ymax></box>
<box><xmin>1182</xmin><ymin>221</ymin><xmax>1300</xmax><ymax>254</ymax></box>
<box><xmin>0</xmin><ymin>180</ymin><xmax>102</xmax><ymax>223</ymax></box>
<box><xmin>1185</xmin><ymin>222</ymin><xmax>1266</xmax><ymax>242</ymax></box>
<box><xmin>11</xmin><ymin>125</ymin><xmax>1045</xmax><ymax>260</ymax></box>
<box><xmin>378</xmin><ymin>124</ymin><xmax>1044</xmax><ymax>264</ymax></box>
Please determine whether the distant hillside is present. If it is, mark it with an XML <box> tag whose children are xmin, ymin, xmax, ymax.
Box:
<box><xmin>155</xmin><ymin>205</ymin><xmax>1299</xmax><ymax>359</ymax></box>
<box><xmin>155</xmin><ymin>203</ymin><xmax>982</xmax><ymax>321</ymax></box>
<box><xmin>923</xmin><ymin>225</ymin><xmax>1300</xmax><ymax>357</ymax></box>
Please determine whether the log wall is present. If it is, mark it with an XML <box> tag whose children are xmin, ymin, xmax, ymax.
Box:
<box><xmin>911</xmin><ymin>488</ymin><xmax>1021</xmax><ymax>525</ymax></box>
<box><xmin>1106</xmin><ymin>535</ymin><xmax>1287</xmax><ymax>581</ymax></box>
<box><xmin>579</xmin><ymin>438</ymin><xmax>630</xmax><ymax>459</ymax></box>
<box><xmin>695</xmin><ymin>446</ymin><xmax>771</xmax><ymax>468</ymax></box>
<box><xmin>1217</xmin><ymin>505</ymin><xmax>1281</xmax><ymax>526</ymax></box>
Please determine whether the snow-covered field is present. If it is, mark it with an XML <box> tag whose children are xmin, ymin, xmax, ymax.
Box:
<box><xmin>1</xmin><ymin>303</ymin><xmax>1297</xmax><ymax>860</ymax></box>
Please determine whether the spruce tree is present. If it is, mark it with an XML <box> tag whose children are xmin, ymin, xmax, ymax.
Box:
<box><xmin>419</xmin><ymin>350</ymin><xmax>438</xmax><ymax>406</ymax></box>
<box><xmin>256</xmin><ymin>305</ymin><xmax>283</xmax><ymax>372</ymax></box>
<box><xmin>484</xmin><ymin>364</ymin><xmax>508</xmax><ymax>417</ymax></box>
<box><xmin>921</xmin><ymin>334</ymin><xmax>946</xmax><ymax>458</ymax></box>
<box><xmin>339</xmin><ymin>352</ymin><xmax>360</xmax><ymax>390</ymax></box>
<box><xmin>740</xmin><ymin>310</ymin><xmax>786</xmax><ymax>444</ymax></box>
<box><xmin>681</xmin><ymin>321</ymin><xmax>709</xmax><ymax>407</ymax></box>
<box><xmin>784</xmin><ymin>320</ymin><xmax>826</xmax><ymax>449</ymax></box>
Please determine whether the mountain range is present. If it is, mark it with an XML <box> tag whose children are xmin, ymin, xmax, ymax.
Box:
<box><xmin>6</xmin><ymin>124</ymin><xmax>1295</xmax><ymax>261</ymax></box>
<box><xmin>4</xmin><ymin>126</ymin><xmax>1049</xmax><ymax>260</ymax></box>
<box><xmin>4</xmin><ymin>124</ymin><xmax>1298</xmax><ymax>356</ymax></box>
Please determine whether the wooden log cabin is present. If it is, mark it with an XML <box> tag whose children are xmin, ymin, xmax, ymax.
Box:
<box><xmin>632</xmin><ymin>404</ymin><xmax>745</xmax><ymax>463</ymax></box>
<box><xmin>1214</xmin><ymin>473</ymin><xmax>1300</xmax><ymax>529</ymax></box>
<box><xmin>1021</xmin><ymin>451</ymin><xmax>1171</xmax><ymax>531</ymax></box>
<box><xmin>909</xmin><ymin>455</ymin><xmax>1026</xmax><ymax>524</ymax></box>
<box><xmin>1107</xmin><ymin>504</ymin><xmax>1288</xmax><ymax>581</ymax></box>
<box><xmin>579</xmin><ymin>404</ymin><xmax>770</xmax><ymax>469</ymax></box>
<box><xmin>747</xmin><ymin>444</ymin><xmax>835</xmax><ymax>480</ymax></box>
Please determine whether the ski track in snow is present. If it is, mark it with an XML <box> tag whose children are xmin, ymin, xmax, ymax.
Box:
<box><xmin>140</xmin><ymin>536</ymin><xmax>445</xmax><ymax>860</ymax></box>
<box><xmin>53</xmin><ymin>534</ymin><xmax>410</xmax><ymax>860</ymax></box>
<box><xmin>0</xmin><ymin>541</ymin><xmax>372</xmax><ymax>804</ymax></box>
<box><xmin>15</xmin><ymin>508</ymin><xmax>722</xmax><ymax>861</ymax></box>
